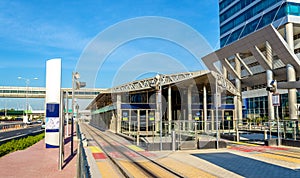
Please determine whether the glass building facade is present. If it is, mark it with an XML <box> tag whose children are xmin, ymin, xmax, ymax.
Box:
<box><xmin>218</xmin><ymin>0</ymin><xmax>300</xmax><ymax>121</ymax></box>
<box><xmin>243</xmin><ymin>93</ymin><xmax>300</xmax><ymax>123</ymax></box>
<box><xmin>219</xmin><ymin>0</ymin><xmax>300</xmax><ymax>47</ymax></box>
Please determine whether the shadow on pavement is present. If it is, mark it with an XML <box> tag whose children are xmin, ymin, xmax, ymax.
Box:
<box><xmin>62</xmin><ymin>149</ymin><xmax>77</xmax><ymax>170</ymax></box>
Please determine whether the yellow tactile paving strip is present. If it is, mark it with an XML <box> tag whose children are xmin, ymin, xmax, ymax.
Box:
<box><xmin>258</xmin><ymin>153</ymin><xmax>300</xmax><ymax>164</ymax></box>
<box><xmin>118</xmin><ymin>160</ymin><xmax>149</xmax><ymax>177</ymax></box>
<box><xmin>230</xmin><ymin>141</ymin><xmax>259</xmax><ymax>146</ymax></box>
<box><xmin>139</xmin><ymin>161</ymin><xmax>178</xmax><ymax>178</ymax></box>
<box><xmin>89</xmin><ymin>146</ymin><xmax>103</xmax><ymax>153</ymax></box>
<box><xmin>89</xmin><ymin>145</ymin><xmax>122</xmax><ymax>177</ymax></box>
<box><xmin>271</xmin><ymin>151</ymin><xmax>300</xmax><ymax>159</ymax></box>
<box><xmin>118</xmin><ymin>160</ymin><xmax>177</xmax><ymax>178</ymax></box>
<box><xmin>126</xmin><ymin>145</ymin><xmax>145</xmax><ymax>151</ymax></box>
<box><xmin>158</xmin><ymin>157</ymin><xmax>216</xmax><ymax>178</ymax></box>
<box><xmin>97</xmin><ymin>162</ymin><xmax>121</xmax><ymax>178</ymax></box>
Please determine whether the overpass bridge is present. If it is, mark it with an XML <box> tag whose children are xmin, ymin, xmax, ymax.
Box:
<box><xmin>0</xmin><ymin>86</ymin><xmax>108</xmax><ymax>99</ymax></box>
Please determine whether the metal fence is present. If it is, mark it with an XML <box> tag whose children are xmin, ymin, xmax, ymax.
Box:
<box><xmin>120</xmin><ymin>119</ymin><xmax>300</xmax><ymax>149</ymax></box>
<box><xmin>239</xmin><ymin>120</ymin><xmax>300</xmax><ymax>140</ymax></box>
<box><xmin>76</xmin><ymin>124</ymin><xmax>91</xmax><ymax>178</ymax></box>
<box><xmin>120</xmin><ymin>120</ymin><xmax>223</xmax><ymax>150</ymax></box>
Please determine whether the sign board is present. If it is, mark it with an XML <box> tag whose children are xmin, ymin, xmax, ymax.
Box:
<box><xmin>149</xmin><ymin>111</ymin><xmax>155</xmax><ymax>121</ymax></box>
<box><xmin>272</xmin><ymin>94</ymin><xmax>280</xmax><ymax>106</ymax></box>
<box><xmin>122</xmin><ymin>111</ymin><xmax>128</xmax><ymax>121</ymax></box>
<box><xmin>46</xmin><ymin>103</ymin><xmax>60</xmax><ymax>130</ymax></box>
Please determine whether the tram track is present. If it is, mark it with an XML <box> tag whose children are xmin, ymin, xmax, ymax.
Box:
<box><xmin>81</xmin><ymin>123</ymin><xmax>184</xmax><ymax>178</ymax></box>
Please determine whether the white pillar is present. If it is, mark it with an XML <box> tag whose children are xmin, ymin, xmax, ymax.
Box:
<box><xmin>45</xmin><ymin>58</ymin><xmax>62</xmax><ymax>148</ymax></box>
<box><xmin>285</xmin><ymin>22</ymin><xmax>294</xmax><ymax>52</ymax></box>
<box><xmin>155</xmin><ymin>89</ymin><xmax>161</xmax><ymax>132</ymax></box>
<box><xmin>203</xmin><ymin>85</ymin><xmax>207</xmax><ymax>132</ymax></box>
<box><xmin>234</xmin><ymin>55</ymin><xmax>241</xmax><ymax>78</ymax></box>
<box><xmin>234</xmin><ymin>55</ymin><xmax>242</xmax><ymax>124</ymax></box>
<box><xmin>287</xmin><ymin>64</ymin><xmax>297</xmax><ymax>119</ymax></box>
<box><xmin>266</xmin><ymin>70</ymin><xmax>275</xmax><ymax>120</ymax></box>
<box><xmin>235</xmin><ymin>79</ymin><xmax>243</xmax><ymax>123</ymax></box>
<box><xmin>223</xmin><ymin>66</ymin><xmax>227</xmax><ymax>78</ymax></box>
<box><xmin>168</xmin><ymin>86</ymin><xmax>172</xmax><ymax>134</ymax></box>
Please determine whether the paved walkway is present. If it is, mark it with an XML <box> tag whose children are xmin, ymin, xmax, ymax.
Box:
<box><xmin>4</xmin><ymin>125</ymin><xmax>300</xmax><ymax>178</ymax></box>
<box><xmin>0</xmin><ymin>136</ymin><xmax>77</xmax><ymax>178</ymax></box>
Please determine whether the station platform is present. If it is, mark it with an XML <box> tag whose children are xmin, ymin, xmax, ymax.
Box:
<box><xmin>0</xmin><ymin>136</ymin><xmax>77</xmax><ymax>178</ymax></box>
<box><xmin>81</xmin><ymin>124</ymin><xmax>300</xmax><ymax>178</ymax></box>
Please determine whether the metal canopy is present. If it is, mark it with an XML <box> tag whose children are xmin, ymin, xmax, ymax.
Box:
<box><xmin>202</xmin><ymin>25</ymin><xmax>300</xmax><ymax>87</ymax></box>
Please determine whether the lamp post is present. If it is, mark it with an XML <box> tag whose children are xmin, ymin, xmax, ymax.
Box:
<box><xmin>71</xmin><ymin>72</ymin><xmax>86</xmax><ymax>155</ymax></box>
<box><xmin>266</xmin><ymin>80</ymin><xmax>281</xmax><ymax>146</ymax></box>
<box><xmin>18</xmin><ymin>77</ymin><xmax>38</xmax><ymax>123</ymax></box>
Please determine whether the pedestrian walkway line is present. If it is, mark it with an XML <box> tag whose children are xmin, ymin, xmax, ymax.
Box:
<box><xmin>158</xmin><ymin>157</ymin><xmax>216</xmax><ymax>178</ymax></box>
<box><xmin>258</xmin><ymin>153</ymin><xmax>300</xmax><ymax>164</ymax></box>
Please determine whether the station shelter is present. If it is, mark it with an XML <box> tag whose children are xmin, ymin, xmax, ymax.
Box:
<box><xmin>87</xmin><ymin>70</ymin><xmax>240</xmax><ymax>138</ymax></box>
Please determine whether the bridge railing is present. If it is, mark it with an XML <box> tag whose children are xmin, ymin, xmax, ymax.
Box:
<box><xmin>0</xmin><ymin>122</ymin><xmax>27</xmax><ymax>132</ymax></box>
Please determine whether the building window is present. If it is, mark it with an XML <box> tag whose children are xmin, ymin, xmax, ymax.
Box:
<box><xmin>287</xmin><ymin>2</ymin><xmax>300</xmax><ymax>16</ymax></box>
<box><xmin>220</xmin><ymin>0</ymin><xmax>287</xmax><ymax>47</ymax></box>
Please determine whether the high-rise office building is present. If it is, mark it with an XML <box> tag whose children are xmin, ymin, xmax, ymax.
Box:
<box><xmin>219</xmin><ymin>0</ymin><xmax>300</xmax><ymax>48</ymax></box>
<box><xmin>203</xmin><ymin>0</ymin><xmax>300</xmax><ymax>127</ymax></box>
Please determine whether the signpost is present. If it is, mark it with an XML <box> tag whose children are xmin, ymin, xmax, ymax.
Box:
<box><xmin>266</xmin><ymin>79</ymin><xmax>300</xmax><ymax>146</ymax></box>
<box><xmin>272</xmin><ymin>93</ymin><xmax>281</xmax><ymax>145</ymax></box>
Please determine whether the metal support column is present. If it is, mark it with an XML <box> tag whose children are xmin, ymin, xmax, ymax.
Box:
<box><xmin>116</xmin><ymin>94</ymin><xmax>122</xmax><ymax>133</ymax></box>
<box><xmin>287</xmin><ymin>64</ymin><xmax>297</xmax><ymax>120</ymax></box>
<box><xmin>188</xmin><ymin>85</ymin><xmax>192</xmax><ymax>131</ymax></box>
<box><xmin>203</xmin><ymin>85</ymin><xmax>207</xmax><ymax>133</ymax></box>
<box><xmin>168</xmin><ymin>86</ymin><xmax>172</xmax><ymax>134</ymax></box>
<box><xmin>267</xmin><ymin>70</ymin><xmax>275</xmax><ymax>121</ymax></box>
<box><xmin>285</xmin><ymin>22</ymin><xmax>294</xmax><ymax>51</ymax></box>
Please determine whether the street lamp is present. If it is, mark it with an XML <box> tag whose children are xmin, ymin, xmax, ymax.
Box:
<box><xmin>18</xmin><ymin>77</ymin><xmax>38</xmax><ymax>123</ymax></box>
<box><xmin>266</xmin><ymin>80</ymin><xmax>281</xmax><ymax>146</ymax></box>
<box><xmin>71</xmin><ymin>72</ymin><xmax>86</xmax><ymax>155</ymax></box>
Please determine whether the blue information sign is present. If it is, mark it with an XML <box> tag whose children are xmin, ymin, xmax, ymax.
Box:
<box><xmin>46</xmin><ymin>103</ymin><xmax>60</xmax><ymax>117</ymax></box>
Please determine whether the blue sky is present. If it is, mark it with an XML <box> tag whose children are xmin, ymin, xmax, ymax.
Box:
<box><xmin>0</xmin><ymin>0</ymin><xmax>219</xmax><ymax>89</ymax></box>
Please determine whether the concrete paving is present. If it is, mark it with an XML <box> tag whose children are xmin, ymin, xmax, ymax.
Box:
<box><xmin>0</xmin><ymin>136</ymin><xmax>77</xmax><ymax>178</ymax></box>
<box><xmin>3</xmin><ymin>125</ymin><xmax>300</xmax><ymax>178</ymax></box>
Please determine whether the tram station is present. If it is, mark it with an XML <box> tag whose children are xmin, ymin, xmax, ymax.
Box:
<box><xmin>87</xmin><ymin>70</ymin><xmax>240</xmax><ymax>149</ymax></box>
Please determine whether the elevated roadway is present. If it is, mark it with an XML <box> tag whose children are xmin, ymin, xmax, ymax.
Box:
<box><xmin>0</xmin><ymin>86</ymin><xmax>108</xmax><ymax>99</ymax></box>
